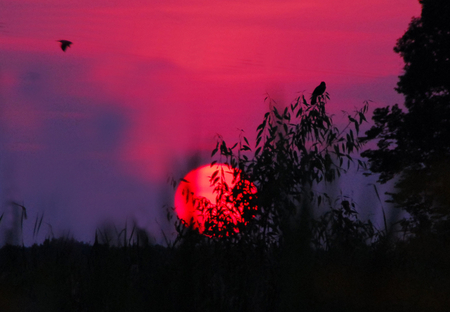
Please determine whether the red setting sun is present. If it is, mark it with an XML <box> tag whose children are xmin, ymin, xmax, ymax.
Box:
<box><xmin>174</xmin><ymin>164</ymin><xmax>257</xmax><ymax>236</ymax></box>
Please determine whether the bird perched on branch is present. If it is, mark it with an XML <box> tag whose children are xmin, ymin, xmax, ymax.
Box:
<box><xmin>57</xmin><ymin>40</ymin><xmax>72</xmax><ymax>52</ymax></box>
<box><xmin>311</xmin><ymin>81</ymin><xmax>326</xmax><ymax>105</ymax></box>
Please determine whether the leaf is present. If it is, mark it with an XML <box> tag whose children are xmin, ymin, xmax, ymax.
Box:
<box><xmin>334</xmin><ymin>144</ymin><xmax>340</xmax><ymax>155</ymax></box>
<box><xmin>257</xmin><ymin>129</ymin><xmax>263</xmax><ymax>140</ymax></box>
<box><xmin>256</xmin><ymin>136</ymin><xmax>262</xmax><ymax>147</ymax></box>
<box><xmin>359</xmin><ymin>111</ymin><xmax>367</xmax><ymax>123</ymax></box>
<box><xmin>302</xmin><ymin>95</ymin><xmax>308</xmax><ymax>105</ymax></box>
<box><xmin>273</xmin><ymin>107</ymin><xmax>282</xmax><ymax>119</ymax></box>
<box><xmin>210</xmin><ymin>170</ymin><xmax>219</xmax><ymax>182</ymax></box>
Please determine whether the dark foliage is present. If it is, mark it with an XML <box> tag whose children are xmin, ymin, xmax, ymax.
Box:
<box><xmin>195</xmin><ymin>91</ymin><xmax>369</xmax><ymax>247</ymax></box>
<box><xmin>2</xmin><ymin>231</ymin><xmax>450</xmax><ymax>312</ymax></box>
<box><xmin>361</xmin><ymin>0</ymin><xmax>450</xmax><ymax>234</ymax></box>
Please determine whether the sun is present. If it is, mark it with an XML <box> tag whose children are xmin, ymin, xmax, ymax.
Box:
<box><xmin>174</xmin><ymin>164</ymin><xmax>257</xmax><ymax>236</ymax></box>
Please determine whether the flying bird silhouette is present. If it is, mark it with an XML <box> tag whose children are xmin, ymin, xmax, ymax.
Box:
<box><xmin>57</xmin><ymin>40</ymin><xmax>72</xmax><ymax>52</ymax></box>
<box><xmin>311</xmin><ymin>81</ymin><xmax>326</xmax><ymax>105</ymax></box>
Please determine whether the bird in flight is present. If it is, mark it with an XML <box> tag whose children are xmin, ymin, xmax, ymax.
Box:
<box><xmin>311</xmin><ymin>81</ymin><xmax>326</xmax><ymax>105</ymax></box>
<box><xmin>57</xmin><ymin>40</ymin><xmax>72</xmax><ymax>52</ymax></box>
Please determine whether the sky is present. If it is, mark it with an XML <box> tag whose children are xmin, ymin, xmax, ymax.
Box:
<box><xmin>0</xmin><ymin>0</ymin><xmax>421</xmax><ymax>245</ymax></box>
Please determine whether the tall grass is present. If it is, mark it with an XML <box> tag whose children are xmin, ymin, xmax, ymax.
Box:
<box><xmin>1</xmin><ymin>193</ymin><xmax>449</xmax><ymax>311</ymax></box>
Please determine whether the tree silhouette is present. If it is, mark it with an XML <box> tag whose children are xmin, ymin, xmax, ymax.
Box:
<box><xmin>361</xmin><ymin>0</ymin><xmax>450</xmax><ymax>234</ymax></box>
<box><xmin>181</xmin><ymin>88</ymin><xmax>369</xmax><ymax>248</ymax></box>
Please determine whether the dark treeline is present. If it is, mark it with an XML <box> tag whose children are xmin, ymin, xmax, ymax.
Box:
<box><xmin>1</xmin><ymin>218</ymin><xmax>450</xmax><ymax>312</ymax></box>
<box><xmin>1</xmin><ymin>0</ymin><xmax>450</xmax><ymax>311</ymax></box>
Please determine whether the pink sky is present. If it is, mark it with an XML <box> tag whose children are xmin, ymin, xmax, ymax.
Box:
<box><xmin>0</xmin><ymin>0</ymin><xmax>421</xmax><ymax>244</ymax></box>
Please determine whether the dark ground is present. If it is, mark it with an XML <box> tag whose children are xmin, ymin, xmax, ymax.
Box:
<box><xmin>1</xmin><ymin>230</ymin><xmax>450</xmax><ymax>312</ymax></box>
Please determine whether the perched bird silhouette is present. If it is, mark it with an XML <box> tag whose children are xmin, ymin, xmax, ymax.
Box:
<box><xmin>57</xmin><ymin>40</ymin><xmax>72</xmax><ymax>52</ymax></box>
<box><xmin>311</xmin><ymin>81</ymin><xmax>326</xmax><ymax>105</ymax></box>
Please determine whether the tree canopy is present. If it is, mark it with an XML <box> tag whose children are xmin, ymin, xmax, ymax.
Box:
<box><xmin>361</xmin><ymin>0</ymin><xmax>450</xmax><ymax>233</ymax></box>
